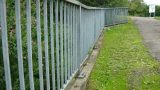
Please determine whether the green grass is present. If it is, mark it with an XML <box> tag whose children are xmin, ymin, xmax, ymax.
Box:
<box><xmin>87</xmin><ymin>19</ymin><xmax>160</xmax><ymax>90</ymax></box>
<box><xmin>154</xmin><ymin>17</ymin><xmax>160</xmax><ymax>20</ymax></box>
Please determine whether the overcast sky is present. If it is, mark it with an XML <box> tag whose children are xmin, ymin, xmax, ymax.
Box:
<box><xmin>143</xmin><ymin>0</ymin><xmax>160</xmax><ymax>5</ymax></box>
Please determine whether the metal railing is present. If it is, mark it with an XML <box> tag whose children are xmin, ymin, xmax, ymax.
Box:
<box><xmin>0</xmin><ymin>0</ymin><xmax>128</xmax><ymax>90</ymax></box>
<box><xmin>105</xmin><ymin>7</ymin><xmax>128</xmax><ymax>26</ymax></box>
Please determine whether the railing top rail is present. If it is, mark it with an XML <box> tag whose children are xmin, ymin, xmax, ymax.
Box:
<box><xmin>65</xmin><ymin>0</ymin><xmax>128</xmax><ymax>9</ymax></box>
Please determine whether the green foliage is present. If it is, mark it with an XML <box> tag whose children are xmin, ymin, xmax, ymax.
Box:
<box><xmin>154</xmin><ymin>17</ymin><xmax>160</xmax><ymax>20</ymax></box>
<box><xmin>78</xmin><ymin>0</ymin><xmax>129</xmax><ymax>7</ymax></box>
<box><xmin>155</xmin><ymin>6</ymin><xmax>160</xmax><ymax>16</ymax></box>
<box><xmin>87</xmin><ymin>19</ymin><xmax>160</xmax><ymax>90</ymax></box>
<box><xmin>0</xmin><ymin>0</ymin><xmax>50</xmax><ymax>89</ymax></box>
<box><xmin>129</xmin><ymin>0</ymin><xmax>160</xmax><ymax>17</ymax></box>
<box><xmin>79</xmin><ymin>0</ymin><xmax>153</xmax><ymax>17</ymax></box>
<box><xmin>128</xmin><ymin>0</ymin><xmax>149</xmax><ymax>16</ymax></box>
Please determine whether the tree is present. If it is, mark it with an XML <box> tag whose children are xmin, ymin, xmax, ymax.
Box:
<box><xmin>155</xmin><ymin>6</ymin><xmax>160</xmax><ymax>16</ymax></box>
<box><xmin>128</xmin><ymin>0</ymin><xmax>149</xmax><ymax>16</ymax></box>
<box><xmin>78</xmin><ymin>0</ymin><xmax>129</xmax><ymax>7</ymax></box>
<box><xmin>79</xmin><ymin>0</ymin><xmax>150</xmax><ymax>16</ymax></box>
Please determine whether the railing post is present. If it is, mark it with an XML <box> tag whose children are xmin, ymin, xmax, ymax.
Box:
<box><xmin>55</xmin><ymin>0</ymin><xmax>60</xmax><ymax>89</ymax></box>
<box><xmin>26</xmin><ymin>0</ymin><xmax>35</xmax><ymax>89</ymax></box>
<box><xmin>15</xmin><ymin>0</ymin><xmax>25</xmax><ymax>89</ymax></box>
<box><xmin>60</xmin><ymin>1</ymin><xmax>64</xmax><ymax>88</ymax></box>
<box><xmin>0</xmin><ymin>0</ymin><xmax>12</xmax><ymax>90</ymax></box>
<box><xmin>49</xmin><ymin>0</ymin><xmax>55</xmax><ymax>89</ymax></box>
<box><xmin>64</xmin><ymin>2</ymin><xmax>68</xmax><ymax>84</ymax></box>
<box><xmin>78</xmin><ymin>5</ymin><xmax>82</xmax><ymax>68</ymax></box>
<box><xmin>44</xmin><ymin>0</ymin><xmax>50</xmax><ymax>89</ymax></box>
<box><xmin>93</xmin><ymin>10</ymin><xmax>96</xmax><ymax>44</ymax></box>
<box><xmin>113</xmin><ymin>8</ymin><xmax>116</xmax><ymax>25</ymax></box>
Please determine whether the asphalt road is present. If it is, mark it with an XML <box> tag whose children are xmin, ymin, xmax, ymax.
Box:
<box><xmin>132</xmin><ymin>17</ymin><xmax>160</xmax><ymax>60</ymax></box>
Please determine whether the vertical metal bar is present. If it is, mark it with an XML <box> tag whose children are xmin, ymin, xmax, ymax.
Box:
<box><xmin>92</xmin><ymin>10</ymin><xmax>94</xmax><ymax>44</ymax></box>
<box><xmin>90</xmin><ymin>10</ymin><xmax>91</xmax><ymax>48</ymax></box>
<box><xmin>64</xmin><ymin>2</ymin><xmax>68</xmax><ymax>83</ymax></box>
<box><xmin>26</xmin><ymin>0</ymin><xmax>35</xmax><ymax>89</ymax></box>
<box><xmin>84</xmin><ymin>9</ymin><xmax>86</xmax><ymax>60</ymax></box>
<box><xmin>73</xmin><ymin>6</ymin><xmax>77</xmax><ymax>72</ymax></box>
<box><xmin>67</xmin><ymin>4</ymin><xmax>70</xmax><ymax>80</ymax></box>
<box><xmin>82</xmin><ymin>8</ymin><xmax>83</xmax><ymax>63</ymax></box>
<box><xmin>86</xmin><ymin>9</ymin><xmax>87</xmax><ymax>58</ymax></box>
<box><xmin>100</xmin><ymin>10</ymin><xmax>101</xmax><ymax>31</ymax></box>
<box><xmin>70</xmin><ymin>4</ymin><xmax>72</xmax><ymax>76</ymax></box>
<box><xmin>55</xmin><ymin>0</ymin><xmax>60</xmax><ymax>89</ymax></box>
<box><xmin>83</xmin><ymin>9</ymin><xmax>85</xmax><ymax>59</ymax></box>
<box><xmin>76</xmin><ymin>6</ymin><xmax>81</xmax><ymax>69</ymax></box>
<box><xmin>122</xmin><ymin>8</ymin><xmax>123</xmax><ymax>22</ymax></box>
<box><xmin>0</xmin><ymin>0</ymin><xmax>12</xmax><ymax>90</ymax></box>
<box><xmin>77</xmin><ymin>5</ymin><xmax>81</xmax><ymax>69</ymax></box>
<box><xmin>36</xmin><ymin>0</ymin><xmax>44</xmax><ymax>89</ymax></box>
<box><xmin>60</xmin><ymin>1</ymin><xmax>64</xmax><ymax>88</ymax></box>
<box><xmin>76</xmin><ymin>6</ymin><xmax>78</xmax><ymax>70</ymax></box>
<box><xmin>84</xmin><ymin>9</ymin><xmax>87</xmax><ymax>59</ymax></box>
<box><xmin>127</xmin><ymin>8</ymin><xmax>128</xmax><ymax>22</ymax></box>
<box><xmin>114</xmin><ymin>8</ymin><xmax>116</xmax><ymax>24</ymax></box>
<box><xmin>84</xmin><ymin>9</ymin><xmax>85</xmax><ymax>60</ymax></box>
<box><xmin>75</xmin><ymin>6</ymin><xmax>78</xmax><ymax>70</ymax></box>
<box><xmin>87</xmin><ymin>10</ymin><xmax>89</xmax><ymax>52</ymax></box>
<box><xmin>112</xmin><ymin>8</ymin><xmax>114</xmax><ymax>25</ymax></box>
<box><xmin>81</xmin><ymin>8</ymin><xmax>83</xmax><ymax>63</ymax></box>
<box><xmin>74</xmin><ymin>6</ymin><xmax>76</xmax><ymax>70</ymax></box>
<box><xmin>125</xmin><ymin>8</ymin><xmax>126</xmax><ymax>22</ymax></box>
<box><xmin>94</xmin><ymin>10</ymin><xmax>96</xmax><ymax>44</ymax></box>
<box><xmin>88</xmin><ymin>11</ymin><xmax>89</xmax><ymax>48</ymax></box>
<box><xmin>81</xmin><ymin>8</ymin><xmax>84</xmax><ymax>63</ymax></box>
<box><xmin>15</xmin><ymin>0</ymin><xmax>25</xmax><ymax>90</ymax></box>
<box><xmin>90</xmin><ymin>11</ymin><xmax>92</xmax><ymax>46</ymax></box>
<box><xmin>50</xmin><ymin>0</ymin><xmax>55</xmax><ymax>90</ymax></box>
<box><xmin>96</xmin><ymin>10</ymin><xmax>98</xmax><ymax>40</ymax></box>
<box><xmin>112</xmin><ymin>9</ymin><xmax>113</xmax><ymax>25</ymax></box>
<box><xmin>75</xmin><ymin>6</ymin><xmax>77</xmax><ymax>71</ymax></box>
<box><xmin>124</xmin><ymin>8</ymin><xmax>125</xmax><ymax>22</ymax></box>
<box><xmin>120</xmin><ymin>8</ymin><xmax>122</xmax><ymax>23</ymax></box>
<box><xmin>109</xmin><ymin>9</ymin><xmax>110</xmax><ymax>25</ymax></box>
<box><xmin>90</xmin><ymin>10</ymin><xmax>92</xmax><ymax>47</ymax></box>
<box><xmin>73</xmin><ymin>5</ymin><xmax>75</xmax><ymax>72</ymax></box>
<box><xmin>44</xmin><ymin>0</ymin><xmax>50</xmax><ymax>89</ymax></box>
<box><xmin>72</xmin><ymin>5</ymin><xmax>74</xmax><ymax>73</ymax></box>
<box><xmin>87</xmin><ymin>10</ymin><xmax>88</xmax><ymax>57</ymax></box>
<box><xmin>68</xmin><ymin>4</ymin><xmax>71</xmax><ymax>78</ymax></box>
<box><xmin>70</xmin><ymin>5</ymin><xmax>73</xmax><ymax>75</ymax></box>
<box><xmin>103</xmin><ymin>9</ymin><xmax>105</xmax><ymax>27</ymax></box>
<box><xmin>104</xmin><ymin>9</ymin><xmax>105</xmax><ymax>26</ymax></box>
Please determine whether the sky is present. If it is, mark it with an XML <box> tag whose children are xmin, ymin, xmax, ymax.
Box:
<box><xmin>143</xmin><ymin>0</ymin><xmax>160</xmax><ymax>5</ymax></box>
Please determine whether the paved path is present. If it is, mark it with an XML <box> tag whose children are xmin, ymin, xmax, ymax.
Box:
<box><xmin>132</xmin><ymin>17</ymin><xmax>160</xmax><ymax>60</ymax></box>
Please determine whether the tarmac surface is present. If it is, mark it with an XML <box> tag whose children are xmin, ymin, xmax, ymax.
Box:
<box><xmin>132</xmin><ymin>17</ymin><xmax>160</xmax><ymax>60</ymax></box>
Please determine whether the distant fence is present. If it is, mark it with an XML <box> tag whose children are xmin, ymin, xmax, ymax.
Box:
<box><xmin>105</xmin><ymin>7</ymin><xmax>128</xmax><ymax>26</ymax></box>
<box><xmin>0</xmin><ymin>0</ymin><xmax>128</xmax><ymax>90</ymax></box>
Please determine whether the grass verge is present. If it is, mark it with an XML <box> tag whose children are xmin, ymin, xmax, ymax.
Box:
<box><xmin>87</xmin><ymin>19</ymin><xmax>160</xmax><ymax>90</ymax></box>
<box><xmin>154</xmin><ymin>17</ymin><xmax>160</xmax><ymax>20</ymax></box>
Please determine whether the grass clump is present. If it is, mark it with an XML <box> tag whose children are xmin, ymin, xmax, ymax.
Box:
<box><xmin>154</xmin><ymin>17</ymin><xmax>160</xmax><ymax>20</ymax></box>
<box><xmin>87</xmin><ymin>19</ymin><xmax>160</xmax><ymax>90</ymax></box>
